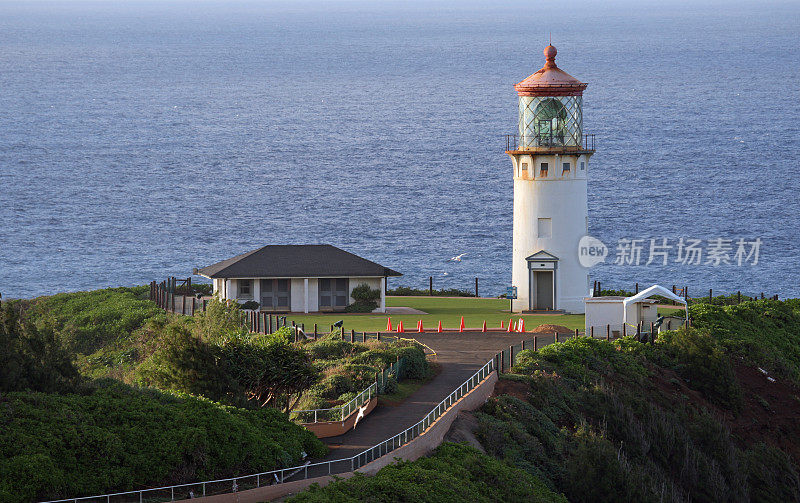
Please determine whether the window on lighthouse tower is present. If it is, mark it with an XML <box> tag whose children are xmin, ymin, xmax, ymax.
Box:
<box><xmin>534</xmin><ymin>98</ymin><xmax>567</xmax><ymax>146</ymax></box>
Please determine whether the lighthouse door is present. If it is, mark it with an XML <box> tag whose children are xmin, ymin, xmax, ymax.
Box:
<box><xmin>534</xmin><ymin>271</ymin><xmax>554</xmax><ymax>310</ymax></box>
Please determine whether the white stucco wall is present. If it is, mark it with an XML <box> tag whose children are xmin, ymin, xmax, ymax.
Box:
<box><xmin>584</xmin><ymin>298</ymin><xmax>659</xmax><ymax>334</ymax></box>
<box><xmin>209</xmin><ymin>276</ymin><xmax>385</xmax><ymax>313</ymax></box>
<box><xmin>511</xmin><ymin>152</ymin><xmax>590</xmax><ymax>313</ymax></box>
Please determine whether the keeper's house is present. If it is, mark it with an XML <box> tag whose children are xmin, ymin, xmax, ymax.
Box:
<box><xmin>197</xmin><ymin>244</ymin><xmax>401</xmax><ymax>313</ymax></box>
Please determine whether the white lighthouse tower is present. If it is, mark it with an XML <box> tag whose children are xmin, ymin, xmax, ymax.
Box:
<box><xmin>507</xmin><ymin>45</ymin><xmax>594</xmax><ymax>313</ymax></box>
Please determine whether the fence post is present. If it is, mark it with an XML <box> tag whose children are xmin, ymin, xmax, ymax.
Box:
<box><xmin>635</xmin><ymin>282</ymin><xmax>639</xmax><ymax>294</ymax></box>
<box><xmin>314</xmin><ymin>324</ymin><xmax>318</xmax><ymax>340</ymax></box>
<box><xmin>650</xmin><ymin>322</ymin><xmax>655</xmax><ymax>343</ymax></box>
<box><xmin>555</xmin><ymin>332</ymin><xmax>559</xmax><ymax>343</ymax></box>
<box><xmin>575</xmin><ymin>328</ymin><xmax>579</xmax><ymax>339</ymax></box>
<box><xmin>709</xmin><ymin>288</ymin><xmax>713</xmax><ymax>301</ymax></box>
<box><xmin>590</xmin><ymin>326</ymin><xmax>594</xmax><ymax>338</ymax></box>
<box><xmin>429</xmin><ymin>276</ymin><xmax>433</xmax><ymax>295</ymax></box>
<box><xmin>499</xmin><ymin>351</ymin><xmax>504</xmax><ymax>373</ymax></box>
<box><xmin>475</xmin><ymin>277</ymin><xmax>479</xmax><ymax>297</ymax></box>
<box><xmin>533</xmin><ymin>335</ymin><xmax>538</xmax><ymax>351</ymax></box>
<box><xmin>737</xmin><ymin>291</ymin><xmax>741</xmax><ymax>303</ymax></box>
<box><xmin>351</xmin><ymin>329</ymin><xmax>355</xmax><ymax>343</ymax></box>
<box><xmin>637</xmin><ymin>323</ymin><xmax>641</xmax><ymax>340</ymax></box>
<box><xmin>606</xmin><ymin>324</ymin><xmax>610</xmax><ymax>341</ymax></box>
<box><xmin>509</xmin><ymin>345</ymin><xmax>514</xmax><ymax>367</ymax></box>
<box><xmin>622</xmin><ymin>323</ymin><xmax>626</xmax><ymax>338</ymax></box>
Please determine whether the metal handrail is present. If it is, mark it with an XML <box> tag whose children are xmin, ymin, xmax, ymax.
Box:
<box><xmin>290</xmin><ymin>381</ymin><xmax>377</xmax><ymax>423</ymax></box>
<box><xmin>505</xmin><ymin>133</ymin><xmax>595</xmax><ymax>151</ymax></box>
<box><xmin>40</xmin><ymin>358</ymin><xmax>497</xmax><ymax>503</ymax></box>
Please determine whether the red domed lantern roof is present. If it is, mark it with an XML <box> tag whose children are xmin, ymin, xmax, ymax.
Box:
<box><xmin>514</xmin><ymin>45</ymin><xmax>587</xmax><ymax>97</ymax></box>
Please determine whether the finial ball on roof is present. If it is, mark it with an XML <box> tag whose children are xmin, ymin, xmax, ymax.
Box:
<box><xmin>544</xmin><ymin>45</ymin><xmax>557</xmax><ymax>60</ymax></box>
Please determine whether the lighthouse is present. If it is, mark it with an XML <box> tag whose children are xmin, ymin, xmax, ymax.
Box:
<box><xmin>507</xmin><ymin>45</ymin><xmax>594</xmax><ymax>313</ymax></box>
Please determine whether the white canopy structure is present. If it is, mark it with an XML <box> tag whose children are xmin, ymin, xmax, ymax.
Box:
<box><xmin>622</xmin><ymin>284</ymin><xmax>688</xmax><ymax>325</ymax></box>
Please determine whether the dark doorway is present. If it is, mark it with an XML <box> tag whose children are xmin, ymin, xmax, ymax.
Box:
<box><xmin>319</xmin><ymin>278</ymin><xmax>349</xmax><ymax>311</ymax></box>
<box><xmin>260</xmin><ymin>279</ymin><xmax>291</xmax><ymax>311</ymax></box>
<box><xmin>534</xmin><ymin>271</ymin><xmax>554</xmax><ymax>310</ymax></box>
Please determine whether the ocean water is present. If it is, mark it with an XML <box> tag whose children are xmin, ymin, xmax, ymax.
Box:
<box><xmin>1</xmin><ymin>0</ymin><xmax>799</xmax><ymax>300</ymax></box>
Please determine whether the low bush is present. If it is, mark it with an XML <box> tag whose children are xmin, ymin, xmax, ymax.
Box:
<box><xmin>652</xmin><ymin>328</ymin><xmax>742</xmax><ymax>409</ymax></box>
<box><xmin>690</xmin><ymin>298</ymin><xmax>800</xmax><ymax>382</ymax></box>
<box><xmin>387</xmin><ymin>286</ymin><xmax>475</xmax><ymax>297</ymax></box>
<box><xmin>0</xmin><ymin>382</ymin><xmax>326</xmax><ymax>503</ymax></box>
<box><xmin>288</xmin><ymin>443</ymin><xmax>567</xmax><ymax>503</ymax></box>
<box><xmin>23</xmin><ymin>287</ymin><xmax>163</xmax><ymax>355</ymax></box>
<box><xmin>238</xmin><ymin>300</ymin><xmax>259</xmax><ymax>311</ymax></box>
<box><xmin>476</xmin><ymin>336</ymin><xmax>800</xmax><ymax>503</ymax></box>
<box><xmin>345</xmin><ymin>283</ymin><xmax>380</xmax><ymax>312</ymax></box>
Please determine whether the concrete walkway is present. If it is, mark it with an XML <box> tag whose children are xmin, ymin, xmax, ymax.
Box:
<box><xmin>318</xmin><ymin>331</ymin><xmax>538</xmax><ymax>460</ymax></box>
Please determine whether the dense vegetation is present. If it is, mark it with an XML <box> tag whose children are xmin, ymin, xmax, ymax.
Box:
<box><xmin>689</xmin><ymin>298</ymin><xmax>800</xmax><ymax>382</ymax></box>
<box><xmin>0</xmin><ymin>289</ymin><xmax>328</xmax><ymax>502</ymax></box>
<box><xmin>473</xmin><ymin>332</ymin><xmax>799</xmax><ymax>503</ymax></box>
<box><xmin>294</xmin><ymin>333</ymin><xmax>429</xmax><ymax>416</ymax></box>
<box><xmin>0</xmin><ymin>381</ymin><xmax>325</xmax><ymax>502</ymax></box>
<box><xmin>288</xmin><ymin>443</ymin><xmax>567</xmax><ymax>503</ymax></box>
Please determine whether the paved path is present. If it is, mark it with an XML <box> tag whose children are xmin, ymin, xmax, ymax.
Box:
<box><xmin>318</xmin><ymin>331</ymin><xmax>543</xmax><ymax>460</ymax></box>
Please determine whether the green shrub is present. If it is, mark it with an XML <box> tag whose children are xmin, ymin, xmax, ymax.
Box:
<box><xmin>387</xmin><ymin>286</ymin><xmax>476</xmax><ymax>297</ymax></box>
<box><xmin>383</xmin><ymin>374</ymin><xmax>399</xmax><ymax>395</ymax></box>
<box><xmin>477</xmin><ymin>334</ymin><xmax>792</xmax><ymax>503</ymax></box>
<box><xmin>346</xmin><ymin>283</ymin><xmax>380</xmax><ymax>313</ymax></box>
<box><xmin>652</xmin><ymin>328</ymin><xmax>742</xmax><ymax>409</ymax></box>
<box><xmin>288</xmin><ymin>443</ymin><xmax>567</xmax><ymax>502</ymax></box>
<box><xmin>0</xmin><ymin>383</ymin><xmax>326</xmax><ymax>502</ymax></box>
<box><xmin>238</xmin><ymin>300</ymin><xmax>259</xmax><ymax>311</ymax></box>
<box><xmin>395</xmin><ymin>344</ymin><xmax>427</xmax><ymax>380</ymax></box>
<box><xmin>25</xmin><ymin>287</ymin><xmax>163</xmax><ymax>355</ymax></box>
<box><xmin>690</xmin><ymin>299</ymin><xmax>800</xmax><ymax>382</ymax></box>
<box><xmin>743</xmin><ymin>443</ymin><xmax>800</xmax><ymax>502</ymax></box>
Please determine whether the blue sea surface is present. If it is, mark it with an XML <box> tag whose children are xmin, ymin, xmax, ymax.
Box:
<box><xmin>1</xmin><ymin>0</ymin><xmax>799</xmax><ymax>299</ymax></box>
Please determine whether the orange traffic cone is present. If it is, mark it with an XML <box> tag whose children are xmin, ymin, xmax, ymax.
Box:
<box><xmin>500</xmin><ymin>320</ymin><xmax>504</xmax><ymax>329</ymax></box>
<box><xmin>397</xmin><ymin>321</ymin><xmax>404</xmax><ymax>333</ymax></box>
<box><xmin>507</xmin><ymin>319</ymin><xmax>513</xmax><ymax>332</ymax></box>
<box><xmin>459</xmin><ymin>316</ymin><xmax>465</xmax><ymax>332</ymax></box>
<box><xmin>518</xmin><ymin>319</ymin><xmax>525</xmax><ymax>332</ymax></box>
<box><xmin>417</xmin><ymin>319</ymin><xmax>424</xmax><ymax>333</ymax></box>
<box><xmin>482</xmin><ymin>320</ymin><xmax>487</xmax><ymax>333</ymax></box>
<box><xmin>387</xmin><ymin>318</ymin><xmax>393</xmax><ymax>332</ymax></box>
<box><xmin>437</xmin><ymin>320</ymin><xmax>443</xmax><ymax>333</ymax></box>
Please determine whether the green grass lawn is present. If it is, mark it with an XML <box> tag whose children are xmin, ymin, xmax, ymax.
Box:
<box><xmin>285</xmin><ymin>296</ymin><xmax>585</xmax><ymax>333</ymax></box>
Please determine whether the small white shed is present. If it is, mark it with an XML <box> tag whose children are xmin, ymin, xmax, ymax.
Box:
<box><xmin>584</xmin><ymin>284</ymin><xmax>688</xmax><ymax>337</ymax></box>
<box><xmin>584</xmin><ymin>296</ymin><xmax>659</xmax><ymax>337</ymax></box>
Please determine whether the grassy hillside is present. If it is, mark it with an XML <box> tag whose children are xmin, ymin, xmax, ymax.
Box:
<box><xmin>0</xmin><ymin>289</ymin><xmax>329</xmax><ymax>502</ymax></box>
<box><xmin>473</xmin><ymin>333</ymin><xmax>800</xmax><ymax>503</ymax></box>
<box><xmin>690</xmin><ymin>298</ymin><xmax>800</xmax><ymax>381</ymax></box>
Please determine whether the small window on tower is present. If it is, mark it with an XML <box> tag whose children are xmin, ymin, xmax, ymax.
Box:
<box><xmin>580</xmin><ymin>161</ymin><xmax>585</xmax><ymax>170</ymax></box>
<box><xmin>521</xmin><ymin>162</ymin><xmax>528</xmax><ymax>170</ymax></box>
<box><xmin>540</xmin><ymin>163</ymin><xmax>548</xmax><ymax>177</ymax></box>
<box><xmin>562</xmin><ymin>162</ymin><xmax>570</xmax><ymax>174</ymax></box>
<box><xmin>538</xmin><ymin>218</ymin><xmax>552</xmax><ymax>238</ymax></box>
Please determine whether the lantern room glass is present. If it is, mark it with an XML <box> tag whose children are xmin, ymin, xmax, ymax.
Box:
<box><xmin>518</xmin><ymin>95</ymin><xmax>583</xmax><ymax>148</ymax></box>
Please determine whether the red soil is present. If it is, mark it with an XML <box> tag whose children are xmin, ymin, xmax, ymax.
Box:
<box><xmin>650</xmin><ymin>359</ymin><xmax>800</xmax><ymax>465</ymax></box>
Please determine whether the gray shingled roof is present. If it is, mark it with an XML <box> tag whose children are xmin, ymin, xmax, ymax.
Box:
<box><xmin>198</xmin><ymin>245</ymin><xmax>402</xmax><ymax>279</ymax></box>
